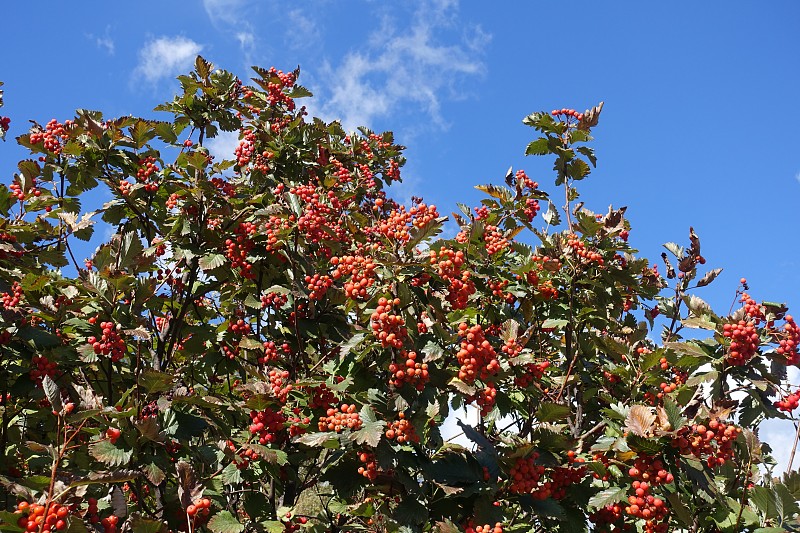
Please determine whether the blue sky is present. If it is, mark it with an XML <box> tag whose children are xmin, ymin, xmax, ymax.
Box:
<box><xmin>3</xmin><ymin>1</ymin><xmax>800</xmax><ymax>469</ymax></box>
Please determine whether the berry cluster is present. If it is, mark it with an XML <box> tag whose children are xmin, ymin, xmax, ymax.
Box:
<box><xmin>370</xmin><ymin>297</ymin><xmax>407</xmax><ymax>349</ymax></box>
<box><xmin>267</xmin><ymin>368</ymin><xmax>293</xmax><ymax>403</ymax></box>
<box><xmin>778</xmin><ymin>315</ymin><xmax>800</xmax><ymax>365</ymax></box>
<box><xmin>290</xmin><ymin>184</ymin><xmax>346</xmax><ymax>246</ymax></box>
<box><xmin>375</xmin><ymin>203</ymin><xmax>439</xmax><ymax>244</ymax></box>
<box><xmin>671</xmin><ymin>419</ymin><xmax>741</xmax><ymax>467</ymax></box>
<box><xmin>263</xmin><ymin>67</ymin><xmax>297</xmax><ymax>109</ymax></box>
<box><xmin>13</xmin><ymin>501</ymin><xmax>70</xmax><ymax>532</ymax></box>
<box><xmin>228</xmin><ymin>318</ymin><xmax>251</xmax><ymax>335</ymax></box>
<box><xmin>318</xmin><ymin>403</ymin><xmax>362</xmax><ymax>432</ymax></box>
<box><xmin>456</xmin><ymin>323</ymin><xmax>500</xmax><ymax>383</ymax></box>
<box><xmin>262</xmin><ymin>214</ymin><xmax>292</xmax><ymax>252</ymax></box>
<box><xmin>309</xmin><ymin>383</ymin><xmax>338</xmax><ymax>410</ymax></box>
<box><xmin>305</xmin><ymin>273</ymin><xmax>333</xmax><ymax>301</ymax></box>
<box><xmin>358</xmin><ymin>451</ymin><xmax>379</xmax><ymax>481</ymax></box>
<box><xmin>259</xmin><ymin>341</ymin><xmax>279</xmax><ymax>365</ymax></box>
<box><xmin>627</xmin><ymin>456</ymin><xmax>673</xmax><ymax>486</ymax></box>
<box><xmin>474</xmin><ymin>383</ymin><xmax>498</xmax><ymax>416</ymax></box>
<box><xmin>331</xmin><ymin>254</ymin><xmax>377</xmax><ymax>300</ymax></box>
<box><xmin>508</xmin><ymin>453</ymin><xmax>546</xmax><ymax>494</ymax></box>
<box><xmin>385</xmin><ymin>413</ymin><xmax>419</xmax><ymax>444</ymax></box>
<box><xmin>740</xmin><ymin>292</ymin><xmax>765</xmax><ymax>321</ymax></box>
<box><xmin>775</xmin><ymin>389</ymin><xmax>800</xmax><ymax>412</ymax></box>
<box><xmin>722</xmin><ymin>320</ymin><xmax>760</xmax><ymax>366</ymax></box>
<box><xmin>464</xmin><ymin>522</ymin><xmax>503</xmax><ymax>533</ymax></box>
<box><xmin>0</xmin><ymin>116</ymin><xmax>9</xmax><ymax>132</ymax></box>
<box><xmin>30</xmin><ymin>119</ymin><xmax>71</xmax><ymax>155</ymax></box>
<box><xmin>235</xmin><ymin>130</ymin><xmax>271</xmax><ymax>174</ymax></box>
<box><xmin>10</xmin><ymin>175</ymin><xmax>42</xmax><ymax>201</ymax></box>
<box><xmin>87</xmin><ymin>321</ymin><xmax>126</xmax><ymax>362</ymax></box>
<box><xmin>29</xmin><ymin>355</ymin><xmax>58</xmax><ymax>386</ymax></box>
<box><xmin>625</xmin><ymin>480</ymin><xmax>668</xmax><ymax>532</ymax></box>
<box><xmin>186</xmin><ymin>497</ymin><xmax>212</xmax><ymax>524</ymax></box>
<box><xmin>388</xmin><ymin>349</ymin><xmax>429</xmax><ymax>390</ymax></box>
<box><xmin>551</xmin><ymin>108</ymin><xmax>584</xmax><ymax>121</ymax></box>
<box><xmin>249</xmin><ymin>407</ymin><xmax>287</xmax><ymax>445</ymax></box>
<box><xmin>1</xmin><ymin>281</ymin><xmax>23</xmax><ymax>308</ymax></box>
<box><xmin>483</xmin><ymin>225</ymin><xmax>510</xmax><ymax>255</ymax></box>
<box><xmin>135</xmin><ymin>156</ymin><xmax>159</xmax><ymax>192</ymax></box>
<box><xmin>430</xmin><ymin>247</ymin><xmax>475</xmax><ymax>309</ymax></box>
<box><xmin>514</xmin><ymin>361</ymin><xmax>550</xmax><ymax>388</ymax></box>
<box><xmin>567</xmin><ymin>234</ymin><xmax>604</xmax><ymax>264</ymax></box>
<box><xmin>225</xmin><ymin>221</ymin><xmax>257</xmax><ymax>279</ymax></box>
<box><xmin>260</xmin><ymin>291</ymin><xmax>288</xmax><ymax>309</ymax></box>
<box><xmin>501</xmin><ymin>337</ymin><xmax>523</xmax><ymax>358</ymax></box>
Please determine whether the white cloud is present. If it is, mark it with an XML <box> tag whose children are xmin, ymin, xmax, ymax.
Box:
<box><xmin>134</xmin><ymin>36</ymin><xmax>203</xmax><ymax>84</ymax></box>
<box><xmin>316</xmin><ymin>0</ymin><xmax>490</xmax><ymax>131</ymax></box>
<box><xmin>205</xmin><ymin>130</ymin><xmax>241</xmax><ymax>162</ymax></box>
<box><xmin>203</xmin><ymin>0</ymin><xmax>249</xmax><ymax>26</ymax></box>
<box><xmin>285</xmin><ymin>9</ymin><xmax>318</xmax><ymax>50</ymax></box>
<box><xmin>86</xmin><ymin>26</ymin><xmax>115</xmax><ymax>55</ymax></box>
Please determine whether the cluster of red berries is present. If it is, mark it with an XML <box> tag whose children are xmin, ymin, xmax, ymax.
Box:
<box><xmin>1</xmin><ymin>281</ymin><xmax>23</xmax><ymax>308</ymax></box>
<box><xmin>260</xmin><ymin>291</ymin><xmax>288</xmax><ymax>309</ymax></box>
<box><xmin>262</xmin><ymin>214</ymin><xmax>292</xmax><ymax>252</ymax></box>
<box><xmin>627</xmin><ymin>456</ymin><xmax>674</xmax><ymax>486</ymax></box>
<box><xmin>331</xmin><ymin>255</ymin><xmax>377</xmax><ymax>300</ymax></box>
<box><xmin>287</xmin><ymin>411</ymin><xmax>310</xmax><ymax>437</ymax></box>
<box><xmin>515</xmin><ymin>170</ymin><xmax>541</xmax><ymax>220</ymax></box>
<box><xmin>464</xmin><ymin>522</ymin><xmax>503</xmax><ymax>533</ymax></box>
<box><xmin>186</xmin><ymin>497</ymin><xmax>212</xmax><ymax>520</ymax></box>
<box><xmin>305</xmin><ymin>273</ymin><xmax>333</xmax><ymax>301</ymax></box>
<box><xmin>29</xmin><ymin>355</ymin><xmax>58</xmax><ymax>386</ymax></box>
<box><xmin>775</xmin><ymin>389</ymin><xmax>800</xmax><ymax>412</ymax></box>
<box><xmin>13</xmin><ymin>501</ymin><xmax>71</xmax><ymax>532</ymax></box>
<box><xmin>385</xmin><ymin>413</ymin><xmax>419</xmax><ymax>444</ymax></box>
<box><xmin>259</xmin><ymin>341</ymin><xmax>280</xmax><ymax>365</ymax></box>
<box><xmin>388</xmin><ymin>350</ymin><xmax>429</xmax><ymax>390</ymax></box>
<box><xmin>588</xmin><ymin>503</ymin><xmax>626</xmax><ymax>530</ymax></box>
<box><xmin>430</xmin><ymin>247</ymin><xmax>475</xmax><ymax>310</ymax></box>
<box><xmin>508</xmin><ymin>453</ymin><xmax>546</xmax><ymax>494</ymax></box>
<box><xmin>309</xmin><ymin>383</ymin><xmax>338</xmax><ymax>410</ymax></box>
<box><xmin>671</xmin><ymin>419</ymin><xmax>741</xmax><ymax>468</ymax></box>
<box><xmin>228</xmin><ymin>318</ymin><xmax>251</xmax><ymax>335</ymax></box>
<box><xmin>740</xmin><ymin>292</ymin><xmax>765</xmax><ymax>321</ymax></box>
<box><xmin>30</xmin><ymin>119</ymin><xmax>71</xmax><ymax>155</ymax></box>
<box><xmin>290</xmin><ymin>184</ymin><xmax>345</xmax><ymax>246</ymax></box>
<box><xmin>249</xmin><ymin>407</ymin><xmax>287</xmax><ymax>445</ymax></box>
<box><xmin>778</xmin><ymin>315</ymin><xmax>800</xmax><ymax>365</ymax></box>
<box><xmin>264</xmin><ymin>67</ymin><xmax>297</xmax><ymax>109</ymax></box>
<box><xmin>625</xmin><ymin>480</ymin><xmax>668</xmax><ymax>532</ymax></box>
<box><xmin>473</xmin><ymin>383</ymin><xmax>498</xmax><ymax>416</ymax></box>
<box><xmin>0</xmin><ymin>116</ymin><xmax>9</xmax><ymax>132</ymax></box>
<box><xmin>358</xmin><ymin>451</ymin><xmax>379</xmax><ymax>481</ymax></box>
<box><xmin>501</xmin><ymin>338</ymin><xmax>523</xmax><ymax>358</ymax></box>
<box><xmin>456</xmin><ymin>323</ymin><xmax>500</xmax><ymax>383</ymax></box>
<box><xmin>87</xmin><ymin>320</ymin><xmax>126</xmax><ymax>362</ymax></box>
<box><xmin>514</xmin><ymin>361</ymin><xmax>550</xmax><ymax>388</ymax></box>
<box><xmin>488</xmin><ymin>279</ymin><xmax>514</xmax><ymax>304</ymax></box>
<box><xmin>225</xmin><ymin>440</ymin><xmax>259</xmax><ymax>469</ymax></box>
<box><xmin>482</xmin><ymin>225</ymin><xmax>510</xmax><ymax>255</ymax></box>
<box><xmin>722</xmin><ymin>320</ymin><xmax>760</xmax><ymax>366</ymax></box>
<box><xmin>267</xmin><ymin>368</ymin><xmax>293</xmax><ymax>402</ymax></box>
<box><xmin>370</xmin><ymin>297</ymin><xmax>407</xmax><ymax>349</ymax></box>
<box><xmin>225</xmin><ymin>221</ymin><xmax>257</xmax><ymax>279</ymax></box>
<box><xmin>0</xmin><ymin>232</ymin><xmax>22</xmax><ymax>261</ymax></box>
<box><xmin>10</xmin><ymin>176</ymin><xmax>42</xmax><ymax>201</ymax></box>
<box><xmin>551</xmin><ymin>108</ymin><xmax>585</xmax><ymax>121</ymax></box>
<box><xmin>235</xmin><ymin>130</ymin><xmax>271</xmax><ymax>174</ymax></box>
<box><xmin>222</xmin><ymin>343</ymin><xmax>240</xmax><ymax>361</ymax></box>
<box><xmin>135</xmin><ymin>156</ymin><xmax>159</xmax><ymax>192</ymax></box>
<box><xmin>318</xmin><ymin>403</ymin><xmax>362</xmax><ymax>432</ymax></box>
<box><xmin>567</xmin><ymin>234</ymin><xmax>604</xmax><ymax>264</ymax></box>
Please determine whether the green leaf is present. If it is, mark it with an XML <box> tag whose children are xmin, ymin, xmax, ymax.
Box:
<box><xmin>696</xmin><ymin>268</ymin><xmax>723</xmax><ymax>288</ymax></box>
<box><xmin>199</xmin><ymin>253</ymin><xmax>226</xmax><ymax>271</ymax></box>
<box><xmin>90</xmin><ymin>440</ymin><xmax>133</xmax><ymax>467</ymax></box>
<box><xmin>0</xmin><ymin>511</ymin><xmax>24</xmax><ymax>532</ymax></box>
<box><xmin>535</xmin><ymin>402</ymin><xmax>571</xmax><ymax>422</ymax></box>
<box><xmin>138</xmin><ymin>370</ymin><xmax>175</xmax><ymax>393</ymax></box>
<box><xmin>665</xmin><ymin>492</ymin><xmax>693</xmax><ymax>527</ymax></box>
<box><xmin>588</xmin><ymin>486</ymin><xmax>627</xmax><ymax>511</ymax></box>
<box><xmin>750</xmin><ymin>486</ymin><xmax>778</xmax><ymax>519</ymax></box>
<box><xmin>207</xmin><ymin>511</ymin><xmax>245</xmax><ymax>533</ymax></box>
<box><xmin>128</xmin><ymin>515</ymin><xmax>166</xmax><ymax>533</ymax></box>
<box><xmin>69</xmin><ymin>470</ymin><xmax>140</xmax><ymax>487</ymax></box>
<box><xmin>42</xmin><ymin>375</ymin><xmax>63</xmax><ymax>413</ymax></box>
<box><xmin>541</xmin><ymin>318</ymin><xmax>568</xmax><ymax>330</ymax></box>
<box><xmin>525</xmin><ymin>138</ymin><xmax>549</xmax><ymax>156</ymax></box>
<box><xmin>665</xmin><ymin>341</ymin><xmax>708</xmax><ymax>359</ymax></box>
<box><xmin>662</xmin><ymin>398</ymin><xmax>687</xmax><ymax>431</ymax></box>
<box><xmin>349</xmin><ymin>406</ymin><xmax>385</xmax><ymax>447</ymax></box>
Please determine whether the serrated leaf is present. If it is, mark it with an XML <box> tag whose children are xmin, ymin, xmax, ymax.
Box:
<box><xmin>43</xmin><ymin>375</ymin><xmax>62</xmax><ymax>413</ymax></box>
<box><xmin>448</xmin><ymin>378</ymin><xmax>476</xmax><ymax>396</ymax></box>
<box><xmin>625</xmin><ymin>405</ymin><xmax>656</xmax><ymax>437</ymax></box>
<box><xmin>176</xmin><ymin>461</ymin><xmax>203</xmax><ymax>509</ymax></box>
<box><xmin>207</xmin><ymin>511</ymin><xmax>244</xmax><ymax>533</ymax></box>
<box><xmin>665</xmin><ymin>341</ymin><xmax>708</xmax><ymax>359</ymax></box>
<box><xmin>199</xmin><ymin>253</ymin><xmax>226</xmax><ymax>271</ymax></box>
<box><xmin>138</xmin><ymin>370</ymin><xmax>175</xmax><ymax>393</ymax></box>
<box><xmin>141</xmin><ymin>462</ymin><xmax>165</xmax><ymax>485</ymax></box>
<box><xmin>220</xmin><ymin>461</ymin><xmax>243</xmax><ymax>484</ymax></box>
<box><xmin>349</xmin><ymin>410</ymin><xmax>385</xmax><ymax>447</ymax></box>
<box><xmin>541</xmin><ymin>318</ymin><xmax>568</xmax><ymax>330</ymax></box>
<box><xmin>525</xmin><ymin>138</ymin><xmax>549</xmax><ymax>156</ymax></box>
<box><xmin>535</xmin><ymin>402</ymin><xmax>571</xmax><ymax>422</ymax></box>
<box><xmin>475</xmin><ymin>184</ymin><xmax>512</xmax><ymax>203</ymax></box>
<box><xmin>588</xmin><ymin>486</ymin><xmax>627</xmax><ymax>511</ymax></box>
<box><xmin>339</xmin><ymin>333</ymin><xmax>365</xmax><ymax>357</ymax></box>
<box><xmin>696</xmin><ymin>268</ymin><xmax>723</xmax><ymax>288</ymax></box>
<box><xmin>295</xmin><ymin>432</ymin><xmax>339</xmax><ymax>447</ymax></box>
<box><xmin>662</xmin><ymin>398</ymin><xmax>687</xmax><ymax>431</ymax></box>
<box><xmin>666</xmin><ymin>492</ymin><xmax>693</xmax><ymax>526</ymax></box>
<box><xmin>90</xmin><ymin>440</ymin><xmax>132</xmax><ymax>467</ymax></box>
<box><xmin>128</xmin><ymin>514</ymin><xmax>166</xmax><ymax>533</ymax></box>
<box><xmin>69</xmin><ymin>470</ymin><xmax>139</xmax><ymax>487</ymax></box>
